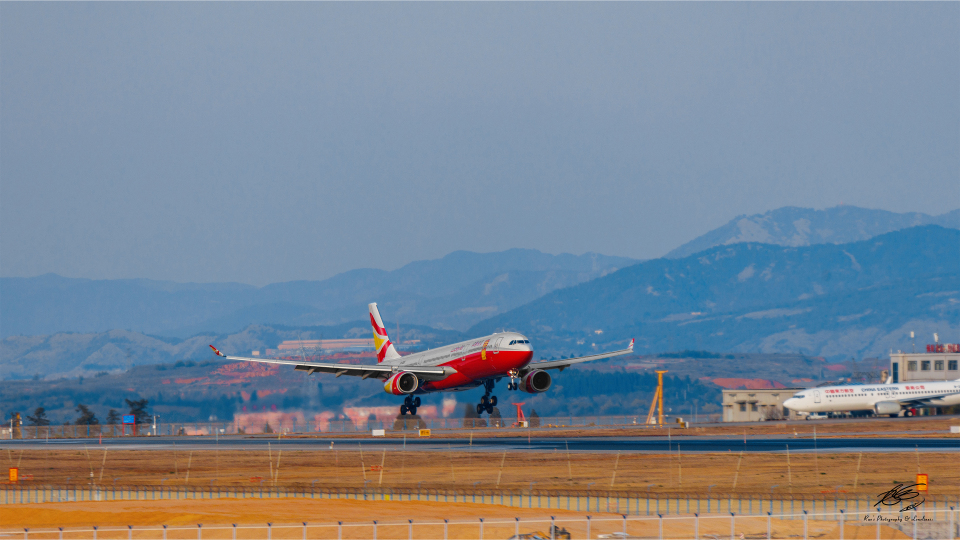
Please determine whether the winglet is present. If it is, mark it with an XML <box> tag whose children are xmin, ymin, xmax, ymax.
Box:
<box><xmin>628</xmin><ymin>338</ymin><xmax>634</xmax><ymax>351</ymax></box>
<box><xmin>209</xmin><ymin>345</ymin><xmax>225</xmax><ymax>357</ymax></box>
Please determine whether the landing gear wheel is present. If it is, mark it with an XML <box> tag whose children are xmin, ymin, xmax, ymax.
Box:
<box><xmin>481</xmin><ymin>395</ymin><xmax>489</xmax><ymax>405</ymax></box>
<box><xmin>476</xmin><ymin>404</ymin><xmax>484</xmax><ymax>415</ymax></box>
<box><xmin>409</xmin><ymin>406</ymin><xmax>418</xmax><ymax>416</ymax></box>
<box><xmin>485</xmin><ymin>403</ymin><xmax>494</xmax><ymax>414</ymax></box>
<box><xmin>490</xmin><ymin>396</ymin><xmax>498</xmax><ymax>406</ymax></box>
<box><xmin>400</xmin><ymin>404</ymin><xmax>408</xmax><ymax>415</ymax></box>
<box><xmin>413</xmin><ymin>396</ymin><xmax>421</xmax><ymax>407</ymax></box>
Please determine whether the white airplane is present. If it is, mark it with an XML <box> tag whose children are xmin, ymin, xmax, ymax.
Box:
<box><xmin>211</xmin><ymin>303</ymin><xmax>634</xmax><ymax>416</ymax></box>
<box><xmin>783</xmin><ymin>378</ymin><xmax>960</xmax><ymax>417</ymax></box>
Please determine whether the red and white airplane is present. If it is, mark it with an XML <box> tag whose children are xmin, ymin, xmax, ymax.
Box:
<box><xmin>211</xmin><ymin>303</ymin><xmax>633</xmax><ymax>416</ymax></box>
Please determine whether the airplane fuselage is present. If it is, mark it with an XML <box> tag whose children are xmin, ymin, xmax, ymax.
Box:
<box><xmin>783</xmin><ymin>380</ymin><xmax>960</xmax><ymax>415</ymax></box>
<box><xmin>382</xmin><ymin>332</ymin><xmax>534</xmax><ymax>392</ymax></box>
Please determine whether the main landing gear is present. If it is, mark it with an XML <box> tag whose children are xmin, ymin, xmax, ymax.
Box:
<box><xmin>476</xmin><ymin>380</ymin><xmax>498</xmax><ymax>415</ymax></box>
<box><xmin>400</xmin><ymin>395</ymin><xmax>421</xmax><ymax>416</ymax></box>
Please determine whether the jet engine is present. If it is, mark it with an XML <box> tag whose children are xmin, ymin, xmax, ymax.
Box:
<box><xmin>874</xmin><ymin>401</ymin><xmax>901</xmax><ymax>416</ymax></box>
<box><xmin>383</xmin><ymin>371</ymin><xmax>419</xmax><ymax>395</ymax></box>
<box><xmin>519</xmin><ymin>369</ymin><xmax>552</xmax><ymax>393</ymax></box>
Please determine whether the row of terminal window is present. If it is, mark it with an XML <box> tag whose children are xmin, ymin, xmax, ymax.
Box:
<box><xmin>736</xmin><ymin>403</ymin><xmax>791</xmax><ymax>415</ymax></box>
<box><xmin>907</xmin><ymin>360</ymin><xmax>958</xmax><ymax>371</ymax></box>
<box><xmin>508</xmin><ymin>340</ymin><xmax>530</xmax><ymax>345</ymax></box>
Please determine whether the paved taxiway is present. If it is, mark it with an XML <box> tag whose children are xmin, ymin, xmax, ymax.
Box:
<box><xmin>3</xmin><ymin>436</ymin><xmax>958</xmax><ymax>453</ymax></box>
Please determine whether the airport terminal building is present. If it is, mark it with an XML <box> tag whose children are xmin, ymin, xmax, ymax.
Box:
<box><xmin>890</xmin><ymin>343</ymin><xmax>960</xmax><ymax>383</ymax></box>
<box><xmin>722</xmin><ymin>388</ymin><xmax>806</xmax><ymax>422</ymax></box>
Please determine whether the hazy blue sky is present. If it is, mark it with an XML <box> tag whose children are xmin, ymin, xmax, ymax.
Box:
<box><xmin>2</xmin><ymin>3</ymin><xmax>957</xmax><ymax>285</ymax></box>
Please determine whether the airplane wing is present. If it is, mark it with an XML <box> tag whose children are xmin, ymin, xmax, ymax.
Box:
<box><xmin>522</xmin><ymin>339</ymin><xmax>634</xmax><ymax>373</ymax></box>
<box><xmin>896</xmin><ymin>389</ymin><xmax>960</xmax><ymax>407</ymax></box>
<box><xmin>209</xmin><ymin>346</ymin><xmax>450</xmax><ymax>380</ymax></box>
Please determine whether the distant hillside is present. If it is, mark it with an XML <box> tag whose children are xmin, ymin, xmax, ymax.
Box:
<box><xmin>470</xmin><ymin>226</ymin><xmax>960</xmax><ymax>361</ymax></box>
<box><xmin>666</xmin><ymin>206</ymin><xmax>959</xmax><ymax>259</ymax></box>
<box><xmin>0</xmin><ymin>322</ymin><xmax>464</xmax><ymax>381</ymax></box>
<box><xmin>0</xmin><ymin>249</ymin><xmax>636</xmax><ymax>338</ymax></box>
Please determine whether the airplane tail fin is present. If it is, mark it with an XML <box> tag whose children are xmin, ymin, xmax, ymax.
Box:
<box><xmin>369</xmin><ymin>303</ymin><xmax>401</xmax><ymax>363</ymax></box>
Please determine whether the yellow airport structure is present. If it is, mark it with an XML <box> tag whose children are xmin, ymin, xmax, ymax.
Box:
<box><xmin>645</xmin><ymin>370</ymin><xmax>668</xmax><ymax>426</ymax></box>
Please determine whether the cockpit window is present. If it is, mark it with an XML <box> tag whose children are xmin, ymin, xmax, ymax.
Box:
<box><xmin>508</xmin><ymin>339</ymin><xmax>530</xmax><ymax>345</ymax></box>
<box><xmin>794</xmin><ymin>394</ymin><xmax>805</xmax><ymax>399</ymax></box>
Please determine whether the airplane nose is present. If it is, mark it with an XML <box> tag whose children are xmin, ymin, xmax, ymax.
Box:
<box><xmin>783</xmin><ymin>398</ymin><xmax>797</xmax><ymax>410</ymax></box>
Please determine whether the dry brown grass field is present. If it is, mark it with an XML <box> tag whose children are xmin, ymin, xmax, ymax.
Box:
<box><xmin>1</xmin><ymin>498</ymin><xmax>913</xmax><ymax>538</ymax></box>
<box><xmin>4</xmin><ymin>447</ymin><xmax>958</xmax><ymax>497</ymax></box>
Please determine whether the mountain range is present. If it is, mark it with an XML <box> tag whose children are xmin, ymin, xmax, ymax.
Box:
<box><xmin>666</xmin><ymin>206</ymin><xmax>959</xmax><ymax>259</ymax></box>
<box><xmin>2</xmin><ymin>205</ymin><xmax>958</xmax><ymax>379</ymax></box>
<box><xmin>0</xmin><ymin>250</ymin><xmax>636</xmax><ymax>338</ymax></box>
<box><xmin>472</xmin><ymin>225</ymin><xmax>959</xmax><ymax>362</ymax></box>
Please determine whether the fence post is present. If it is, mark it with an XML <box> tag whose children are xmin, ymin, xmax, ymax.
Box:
<box><xmin>839</xmin><ymin>509</ymin><xmax>844</xmax><ymax>540</ymax></box>
<box><xmin>767</xmin><ymin>512</ymin><xmax>771</xmax><ymax>540</ymax></box>
<box><xmin>337</xmin><ymin>522</ymin><xmax>341</xmax><ymax>540</ymax></box>
<box><xmin>23</xmin><ymin>528</ymin><xmax>28</xmax><ymax>540</ymax></box>
<box><xmin>550</xmin><ymin>516</ymin><xmax>555</xmax><ymax>540</ymax></box>
<box><xmin>803</xmin><ymin>510</ymin><xmax>808</xmax><ymax>540</ymax></box>
<box><xmin>232</xmin><ymin>524</ymin><xmax>237</xmax><ymax>540</ymax></box>
<box><xmin>408</xmin><ymin>519</ymin><xmax>413</xmax><ymax>540</ymax></box>
<box><xmin>59</xmin><ymin>527</ymin><xmax>63</xmax><ymax>540</ymax></box>
<box><xmin>515</xmin><ymin>517</ymin><xmax>519</xmax><ymax>539</ymax></box>
<box><xmin>444</xmin><ymin>519</ymin><xmax>448</xmax><ymax>540</ymax></box>
<box><xmin>93</xmin><ymin>526</ymin><xmax>97</xmax><ymax>539</ymax></box>
<box><xmin>479</xmin><ymin>518</ymin><xmax>483</xmax><ymax>540</ymax></box>
<box><xmin>586</xmin><ymin>516</ymin><xmax>591</xmax><ymax>540</ymax></box>
<box><xmin>950</xmin><ymin>506</ymin><xmax>955</xmax><ymax>540</ymax></box>
<box><xmin>198</xmin><ymin>524</ymin><xmax>202</xmax><ymax>539</ymax></box>
<box><xmin>658</xmin><ymin>514</ymin><xmax>663</xmax><ymax>540</ymax></box>
<box><xmin>268</xmin><ymin>522</ymin><xmax>272</xmax><ymax>540</ymax></box>
<box><xmin>373</xmin><ymin>520</ymin><xmax>377</xmax><ymax>540</ymax></box>
<box><xmin>730</xmin><ymin>513</ymin><xmax>735</xmax><ymax>540</ymax></box>
<box><xmin>694</xmin><ymin>513</ymin><xmax>699</xmax><ymax>540</ymax></box>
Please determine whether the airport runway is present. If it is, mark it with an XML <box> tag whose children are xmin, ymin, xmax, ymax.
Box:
<box><xmin>3</xmin><ymin>435</ymin><xmax>958</xmax><ymax>453</ymax></box>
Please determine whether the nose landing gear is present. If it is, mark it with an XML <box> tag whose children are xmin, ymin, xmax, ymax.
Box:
<box><xmin>476</xmin><ymin>380</ymin><xmax>498</xmax><ymax>415</ymax></box>
<box><xmin>506</xmin><ymin>369</ymin><xmax>520</xmax><ymax>391</ymax></box>
<box><xmin>400</xmin><ymin>395</ymin><xmax>421</xmax><ymax>416</ymax></box>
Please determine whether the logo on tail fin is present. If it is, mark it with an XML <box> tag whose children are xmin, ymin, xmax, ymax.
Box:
<box><xmin>369</xmin><ymin>303</ymin><xmax>402</xmax><ymax>363</ymax></box>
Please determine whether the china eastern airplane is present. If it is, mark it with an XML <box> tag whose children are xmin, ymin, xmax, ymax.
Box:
<box><xmin>210</xmin><ymin>303</ymin><xmax>633</xmax><ymax>416</ymax></box>
<box><xmin>783</xmin><ymin>378</ymin><xmax>960</xmax><ymax>418</ymax></box>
